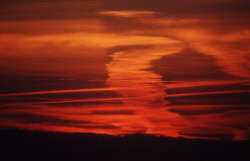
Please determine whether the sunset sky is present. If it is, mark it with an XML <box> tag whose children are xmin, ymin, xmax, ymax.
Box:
<box><xmin>0</xmin><ymin>0</ymin><xmax>249</xmax><ymax>140</ymax></box>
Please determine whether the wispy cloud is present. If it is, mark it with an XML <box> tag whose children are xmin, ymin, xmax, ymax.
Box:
<box><xmin>97</xmin><ymin>10</ymin><xmax>157</xmax><ymax>18</ymax></box>
<box><xmin>167</xmin><ymin>89</ymin><xmax>250</xmax><ymax>97</ymax></box>
<box><xmin>0</xmin><ymin>87</ymin><xmax>121</xmax><ymax>97</ymax></box>
<box><xmin>166</xmin><ymin>80</ymin><xmax>250</xmax><ymax>88</ymax></box>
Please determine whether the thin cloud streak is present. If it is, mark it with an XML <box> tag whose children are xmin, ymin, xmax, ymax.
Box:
<box><xmin>0</xmin><ymin>87</ymin><xmax>121</xmax><ymax>97</ymax></box>
<box><xmin>0</xmin><ymin>97</ymin><xmax>125</xmax><ymax>107</ymax></box>
<box><xmin>166</xmin><ymin>80</ymin><xmax>250</xmax><ymax>88</ymax></box>
<box><xmin>97</xmin><ymin>10</ymin><xmax>157</xmax><ymax>18</ymax></box>
<box><xmin>167</xmin><ymin>89</ymin><xmax>250</xmax><ymax>97</ymax></box>
<box><xmin>0</xmin><ymin>95</ymin><xmax>164</xmax><ymax>107</ymax></box>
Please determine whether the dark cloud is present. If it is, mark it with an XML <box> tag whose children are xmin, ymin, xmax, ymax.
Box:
<box><xmin>42</xmin><ymin>91</ymin><xmax>120</xmax><ymax>100</ymax></box>
<box><xmin>0</xmin><ymin>75</ymin><xmax>123</xmax><ymax>107</ymax></box>
<box><xmin>168</xmin><ymin>106</ymin><xmax>249</xmax><ymax>116</ymax></box>
<box><xmin>0</xmin><ymin>105</ymin><xmax>31</xmax><ymax>110</ymax></box>
<box><xmin>160</xmin><ymin>46</ymin><xmax>250</xmax><ymax>106</ymax></box>
<box><xmin>0</xmin><ymin>112</ymin><xmax>89</xmax><ymax>124</ymax></box>
<box><xmin>0</xmin><ymin>98</ymin><xmax>55</xmax><ymax>105</ymax></box>
<box><xmin>0</xmin><ymin>112</ymin><xmax>121</xmax><ymax>129</ymax></box>
<box><xmin>222</xmin><ymin>110</ymin><xmax>250</xmax><ymax>117</ymax></box>
<box><xmin>167</xmin><ymin>83</ymin><xmax>250</xmax><ymax>95</ymax></box>
<box><xmin>151</xmin><ymin>48</ymin><xmax>240</xmax><ymax>82</ymax></box>
<box><xmin>102</xmin><ymin>0</ymin><xmax>250</xmax><ymax>17</ymax></box>
<box><xmin>179</xmin><ymin>126</ymin><xmax>235</xmax><ymax>140</ymax></box>
<box><xmin>0</xmin><ymin>0</ymin><xmax>100</xmax><ymax>21</ymax></box>
<box><xmin>165</xmin><ymin>80</ymin><xmax>250</xmax><ymax>106</ymax></box>
<box><xmin>180</xmin><ymin>132</ymin><xmax>233</xmax><ymax>140</ymax></box>
<box><xmin>0</xmin><ymin>77</ymin><xmax>108</xmax><ymax>95</ymax></box>
<box><xmin>1</xmin><ymin>0</ymin><xmax>249</xmax><ymax>21</ymax></box>
<box><xmin>223</xmin><ymin>123</ymin><xmax>249</xmax><ymax>130</ymax></box>
<box><xmin>166</xmin><ymin>92</ymin><xmax>250</xmax><ymax>105</ymax></box>
<box><xmin>0</xmin><ymin>56</ymin><xmax>109</xmax><ymax>81</ymax></box>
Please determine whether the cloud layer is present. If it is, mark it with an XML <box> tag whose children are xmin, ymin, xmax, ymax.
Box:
<box><xmin>0</xmin><ymin>0</ymin><xmax>249</xmax><ymax>140</ymax></box>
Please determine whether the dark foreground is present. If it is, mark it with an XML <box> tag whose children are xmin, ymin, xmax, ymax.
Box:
<box><xmin>0</xmin><ymin>129</ymin><xmax>249</xmax><ymax>161</ymax></box>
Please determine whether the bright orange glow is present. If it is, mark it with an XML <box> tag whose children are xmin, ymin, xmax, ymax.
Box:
<box><xmin>97</xmin><ymin>10</ymin><xmax>157</xmax><ymax>18</ymax></box>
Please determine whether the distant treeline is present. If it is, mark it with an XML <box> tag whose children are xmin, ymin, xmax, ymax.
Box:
<box><xmin>0</xmin><ymin>129</ymin><xmax>249</xmax><ymax>161</ymax></box>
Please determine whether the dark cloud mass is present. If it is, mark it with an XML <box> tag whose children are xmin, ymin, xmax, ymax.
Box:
<box><xmin>166</xmin><ymin>92</ymin><xmax>250</xmax><ymax>105</ymax></box>
<box><xmin>168</xmin><ymin>106</ymin><xmax>249</xmax><ymax>116</ymax></box>
<box><xmin>151</xmin><ymin>48</ymin><xmax>240</xmax><ymax>81</ymax></box>
<box><xmin>0</xmin><ymin>112</ymin><xmax>89</xmax><ymax>125</ymax></box>
<box><xmin>180</xmin><ymin>132</ymin><xmax>234</xmax><ymax>140</ymax></box>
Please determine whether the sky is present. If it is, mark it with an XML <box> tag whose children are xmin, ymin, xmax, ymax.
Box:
<box><xmin>0</xmin><ymin>0</ymin><xmax>250</xmax><ymax>140</ymax></box>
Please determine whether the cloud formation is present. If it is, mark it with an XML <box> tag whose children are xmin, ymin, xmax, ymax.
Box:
<box><xmin>0</xmin><ymin>0</ymin><xmax>249</xmax><ymax>140</ymax></box>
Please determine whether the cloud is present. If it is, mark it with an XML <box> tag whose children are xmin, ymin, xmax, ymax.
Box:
<box><xmin>44</xmin><ymin>100</ymin><xmax>123</xmax><ymax>107</ymax></box>
<box><xmin>164</xmin><ymin>27</ymin><xmax>250</xmax><ymax>79</ymax></box>
<box><xmin>151</xmin><ymin>48</ymin><xmax>240</xmax><ymax>82</ymax></box>
<box><xmin>166</xmin><ymin>91</ymin><xmax>250</xmax><ymax>105</ymax></box>
<box><xmin>0</xmin><ymin>97</ymin><xmax>129</xmax><ymax>107</ymax></box>
<box><xmin>101</xmin><ymin>0</ymin><xmax>250</xmax><ymax>18</ymax></box>
<box><xmin>168</xmin><ymin>105</ymin><xmax>249</xmax><ymax>116</ymax></box>
<box><xmin>0</xmin><ymin>112</ymin><xmax>122</xmax><ymax>130</ymax></box>
<box><xmin>166</xmin><ymin>80</ymin><xmax>250</xmax><ymax>89</ymax></box>
<box><xmin>1</xmin><ymin>0</ymin><xmax>249</xmax><ymax>21</ymax></box>
<box><xmin>0</xmin><ymin>0</ymin><xmax>100</xmax><ymax>21</ymax></box>
<box><xmin>90</xmin><ymin>110</ymin><xmax>135</xmax><ymax>115</ymax></box>
<box><xmin>167</xmin><ymin>89</ymin><xmax>250</xmax><ymax>98</ymax></box>
<box><xmin>0</xmin><ymin>87</ymin><xmax>121</xmax><ymax>97</ymax></box>
<box><xmin>0</xmin><ymin>0</ymin><xmax>249</xmax><ymax>140</ymax></box>
<box><xmin>0</xmin><ymin>19</ymin><xmax>104</xmax><ymax>35</ymax></box>
<box><xmin>180</xmin><ymin>132</ymin><xmax>233</xmax><ymax>140</ymax></box>
<box><xmin>97</xmin><ymin>10</ymin><xmax>156</xmax><ymax>18</ymax></box>
<box><xmin>0</xmin><ymin>112</ymin><xmax>89</xmax><ymax>124</ymax></box>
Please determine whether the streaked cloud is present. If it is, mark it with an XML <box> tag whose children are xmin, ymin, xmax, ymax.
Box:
<box><xmin>167</xmin><ymin>89</ymin><xmax>250</xmax><ymax>98</ymax></box>
<box><xmin>97</xmin><ymin>10</ymin><xmax>157</xmax><ymax>18</ymax></box>
<box><xmin>0</xmin><ymin>87</ymin><xmax>121</xmax><ymax>97</ymax></box>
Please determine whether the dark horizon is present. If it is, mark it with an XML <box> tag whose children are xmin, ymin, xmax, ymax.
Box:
<box><xmin>1</xmin><ymin>129</ymin><xmax>249</xmax><ymax>161</ymax></box>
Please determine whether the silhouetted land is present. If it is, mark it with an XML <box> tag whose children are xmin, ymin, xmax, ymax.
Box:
<box><xmin>0</xmin><ymin>129</ymin><xmax>249</xmax><ymax>161</ymax></box>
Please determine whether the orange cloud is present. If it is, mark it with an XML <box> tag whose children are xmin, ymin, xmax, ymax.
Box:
<box><xmin>97</xmin><ymin>10</ymin><xmax>157</xmax><ymax>18</ymax></box>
